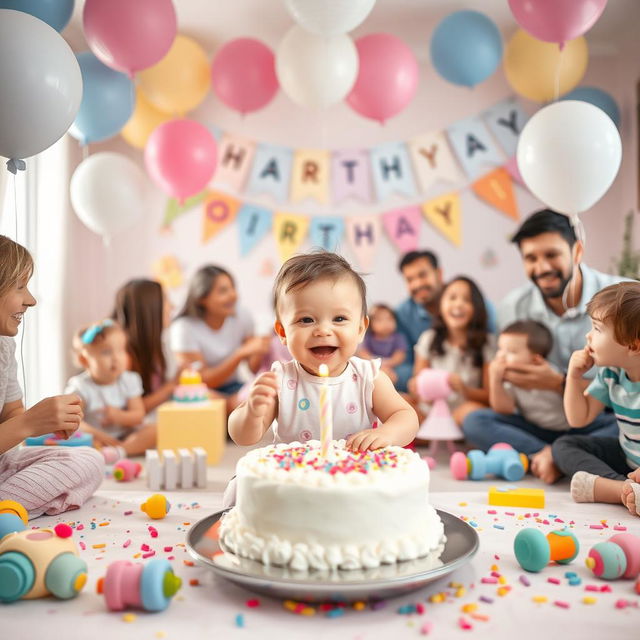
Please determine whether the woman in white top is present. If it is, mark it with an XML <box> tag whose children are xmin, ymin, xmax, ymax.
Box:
<box><xmin>170</xmin><ymin>265</ymin><xmax>268</xmax><ymax>413</ymax></box>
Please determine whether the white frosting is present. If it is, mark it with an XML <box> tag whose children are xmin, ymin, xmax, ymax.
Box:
<box><xmin>219</xmin><ymin>440</ymin><xmax>445</xmax><ymax>570</ymax></box>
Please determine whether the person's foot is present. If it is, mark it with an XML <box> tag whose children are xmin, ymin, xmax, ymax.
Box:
<box><xmin>570</xmin><ymin>471</ymin><xmax>597</xmax><ymax>502</ymax></box>
<box><xmin>530</xmin><ymin>445</ymin><xmax>562</xmax><ymax>484</ymax></box>
<box><xmin>621</xmin><ymin>481</ymin><xmax>640</xmax><ymax>517</ymax></box>
<box><xmin>101</xmin><ymin>445</ymin><xmax>126</xmax><ymax>465</ymax></box>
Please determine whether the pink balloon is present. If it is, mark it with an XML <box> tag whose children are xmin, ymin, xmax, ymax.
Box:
<box><xmin>346</xmin><ymin>34</ymin><xmax>419</xmax><ymax>124</ymax></box>
<box><xmin>508</xmin><ymin>0</ymin><xmax>607</xmax><ymax>47</ymax></box>
<box><xmin>83</xmin><ymin>0</ymin><xmax>177</xmax><ymax>76</ymax></box>
<box><xmin>145</xmin><ymin>119</ymin><xmax>217</xmax><ymax>203</ymax></box>
<box><xmin>211</xmin><ymin>38</ymin><xmax>278</xmax><ymax>115</ymax></box>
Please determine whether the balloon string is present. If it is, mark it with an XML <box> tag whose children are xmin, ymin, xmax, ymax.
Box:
<box><xmin>562</xmin><ymin>214</ymin><xmax>586</xmax><ymax>314</ymax></box>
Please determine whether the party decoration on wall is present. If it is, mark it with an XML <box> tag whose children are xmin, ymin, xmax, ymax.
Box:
<box><xmin>331</xmin><ymin>149</ymin><xmax>372</xmax><ymax>204</ymax></box>
<box><xmin>215</xmin><ymin>135</ymin><xmax>256</xmax><ymax>192</ymax></box>
<box><xmin>347</xmin><ymin>33</ymin><xmax>419</xmax><ymax>124</ymax></box>
<box><xmin>370</xmin><ymin>142</ymin><xmax>417</xmax><ymax>201</ymax></box>
<box><xmin>69</xmin><ymin>52</ymin><xmax>135</xmax><ymax>145</ymax></box>
<box><xmin>472</xmin><ymin>168</ymin><xmax>519</xmax><ymax>221</ymax></box>
<box><xmin>345</xmin><ymin>215</ymin><xmax>380</xmax><ymax>271</ymax></box>
<box><xmin>162</xmin><ymin>190</ymin><xmax>208</xmax><ymax>227</ymax></box>
<box><xmin>309</xmin><ymin>216</ymin><xmax>345</xmax><ymax>251</ymax></box>
<box><xmin>517</xmin><ymin>100</ymin><xmax>621</xmax><ymax>216</ymax></box>
<box><xmin>83</xmin><ymin>0</ymin><xmax>177</xmax><ymax>77</ymax></box>
<box><xmin>121</xmin><ymin>88</ymin><xmax>172</xmax><ymax>150</ymax></box>
<box><xmin>238</xmin><ymin>204</ymin><xmax>273</xmax><ymax>256</ymax></box>
<box><xmin>421</xmin><ymin>192</ymin><xmax>462</xmax><ymax>246</ymax></box>
<box><xmin>430</xmin><ymin>10</ymin><xmax>503</xmax><ymax>87</ymax></box>
<box><xmin>447</xmin><ymin>115</ymin><xmax>505</xmax><ymax>179</ymax></box>
<box><xmin>0</xmin><ymin>9</ymin><xmax>82</xmax><ymax>167</ymax></box>
<box><xmin>508</xmin><ymin>0</ymin><xmax>607</xmax><ymax>48</ymax></box>
<box><xmin>561</xmin><ymin>86</ymin><xmax>620</xmax><ymax>128</ymax></box>
<box><xmin>284</xmin><ymin>0</ymin><xmax>375</xmax><ymax>36</ymax></box>
<box><xmin>504</xmin><ymin>30</ymin><xmax>588</xmax><ymax>103</ymax></box>
<box><xmin>152</xmin><ymin>255</ymin><xmax>183</xmax><ymax>290</ymax></box>
<box><xmin>202</xmin><ymin>190</ymin><xmax>240</xmax><ymax>243</ymax></box>
<box><xmin>211</xmin><ymin>38</ymin><xmax>278</xmax><ymax>115</ymax></box>
<box><xmin>274</xmin><ymin>212</ymin><xmax>309</xmax><ymax>261</ymax></box>
<box><xmin>481</xmin><ymin>247</ymin><xmax>499</xmax><ymax>268</ymax></box>
<box><xmin>276</xmin><ymin>25</ymin><xmax>359</xmax><ymax>108</ymax></box>
<box><xmin>382</xmin><ymin>206</ymin><xmax>421</xmax><ymax>254</ymax></box>
<box><xmin>70</xmin><ymin>152</ymin><xmax>147</xmax><ymax>239</ymax></box>
<box><xmin>0</xmin><ymin>0</ymin><xmax>74</xmax><ymax>32</ymax></box>
<box><xmin>245</xmin><ymin>144</ymin><xmax>293</xmax><ymax>202</ymax></box>
<box><xmin>145</xmin><ymin>119</ymin><xmax>217</xmax><ymax>203</ymax></box>
<box><xmin>482</xmin><ymin>97</ymin><xmax>528</xmax><ymax>157</ymax></box>
<box><xmin>138</xmin><ymin>35</ymin><xmax>210</xmax><ymax>115</ymax></box>
<box><xmin>290</xmin><ymin>149</ymin><xmax>330</xmax><ymax>203</ymax></box>
<box><xmin>408</xmin><ymin>131</ymin><xmax>461</xmax><ymax>193</ymax></box>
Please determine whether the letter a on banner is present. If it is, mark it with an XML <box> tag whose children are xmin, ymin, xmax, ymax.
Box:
<box><xmin>274</xmin><ymin>212</ymin><xmax>309</xmax><ymax>262</ymax></box>
<box><xmin>238</xmin><ymin>204</ymin><xmax>273</xmax><ymax>256</ymax></box>
<box><xmin>382</xmin><ymin>206</ymin><xmax>421</xmax><ymax>254</ymax></box>
<box><xmin>421</xmin><ymin>192</ymin><xmax>462</xmax><ymax>246</ymax></box>
<box><xmin>202</xmin><ymin>191</ymin><xmax>241</xmax><ymax>244</ymax></box>
<box><xmin>345</xmin><ymin>215</ymin><xmax>380</xmax><ymax>271</ymax></box>
<box><xmin>472</xmin><ymin>168</ymin><xmax>519</xmax><ymax>221</ymax></box>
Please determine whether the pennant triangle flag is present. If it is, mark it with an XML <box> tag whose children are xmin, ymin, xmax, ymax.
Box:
<box><xmin>345</xmin><ymin>215</ymin><xmax>380</xmax><ymax>272</ymax></box>
<box><xmin>472</xmin><ymin>168</ymin><xmax>519</xmax><ymax>221</ymax></box>
<box><xmin>162</xmin><ymin>190</ymin><xmax>208</xmax><ymax>227</ymax></box>
<box><xmin>274</xmin><ymin>212</ymin><xmax>309</xmax><ymax>262</ymax></box>
<box><xmin>290</xmin><ymin>149</ymin><xmax>330</xmax><ymax>204</ymax></box>
<box><xmin>238</xmin><ymin>204</ymin><xmax>273</xmax><ymax>256</ymax></box>
<box><xmin>421</xmin><ymin>192</ymin><xmax>462</xmax><ymax>246</ymax></box>
<box><xmin>151</xmin><ymin>255</ymin><xmax>183</xmax><ymax>290</ymax></box>
<box><xmin>382</xmin><ymin>206</ymin><xmax>421</xmax><ymax>254</ymax></box>
<box><xmin>202</xmin><ymin>190</ymin><xmax>241</xmax><ymax>244</ymax></box>
<box><xmin>309</xmin><ymin>216</ymin><xmax>345</xmax><ymax>252</ymax></box>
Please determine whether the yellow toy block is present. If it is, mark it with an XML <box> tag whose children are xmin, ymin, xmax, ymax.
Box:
<box><xmin>157</xmin><ymin>399</ymin><xmax>225</xmax><ymax>465</ymax></box>
<box><xmin>488</xmin><ymin>486</ymin><xmax>545</xmax><ymax>508</ymax></box>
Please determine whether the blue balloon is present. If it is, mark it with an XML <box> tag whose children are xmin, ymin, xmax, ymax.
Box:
<box><xmin>0</xmin><ymin>0</ymin><xmax>74</xmax><ymax>32</ymax></box>
<box><xmin>561</xmin><ymin>87</ymin><xmax>621</xmax><ymax>129</ymax></box>
<box><xmin>430</xmin><ymin>10</ymin><xmax>503</xmax><ymax>87</ymax></box>
<box><xmin>69</xmin><ymin>52</ymin><xmax>135</xmax><ymax>145</ymax></box>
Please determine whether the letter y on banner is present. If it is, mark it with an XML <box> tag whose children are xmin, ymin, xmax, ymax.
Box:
<box><xmin>421</xmin><ymin>192</ymin><xmax>462</xmax><ymax>246</ymax></box>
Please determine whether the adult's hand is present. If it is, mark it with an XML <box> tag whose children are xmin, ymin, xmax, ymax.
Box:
<box><xmin>22</xmin><ymin>394</ymin><xmax>83</xmax><ymax>438</ymax></box>
<box><xmin>503</xmin><ymin>360</ymin><xmax>563</xmax><ymax>392</ymax></box>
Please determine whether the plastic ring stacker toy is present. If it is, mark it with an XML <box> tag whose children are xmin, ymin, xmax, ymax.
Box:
<box><xmin>585</xmin><ymin>533</ymin><xmax>640</xmax><ymax>580</ymax></box>
<box><xmin>113</xmin><ymin>459</ymin><xmax>142</xmax><ymax>482</ymax></box>
<box><xmin>141</xmin><ymin>494</ymin><xmax>171</xmax><ymax>519</ymax></box>
<box><xmin>44</xmin><ymin>553</ymin><xmax>88</xmax><ymax>599</ymax></box>
<box><xmin>0</xmin><ymin>501</ymin><xmax>28</xmax><ymax>540</ymax></box>
<box><xmin>514</xmin><ymin>528</ymin><xmax>580</xmax><ymax>573</ymax></box>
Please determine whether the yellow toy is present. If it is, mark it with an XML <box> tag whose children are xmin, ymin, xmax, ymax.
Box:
<box><xmin>0</xmin><ymin>500</ymin><xmax>28</xmax><ymax>525</ymax></box>
<box><xmin>141</xmin><ymin>494</ymin><xmax>171</xmax><ymax>519</ymax></box>
<box><xmin>488</xmin><ymin>486</ymin><xmax>545</xmax><ymax>508</ymax></box>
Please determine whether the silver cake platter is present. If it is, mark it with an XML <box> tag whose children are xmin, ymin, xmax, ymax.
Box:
<box><xmin>186</xmin><ymin>509</ymin><xmax>479</xmax><ymax>602</ymax></box>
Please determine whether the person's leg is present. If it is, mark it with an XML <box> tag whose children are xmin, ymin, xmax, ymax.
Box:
<box><xmin>122</xmin><ymin>424</ymin><xmax>157</xmax><ymax>456</ymax></box>
<box><xmin>0</xmin><ymin>446</ymin><xmax>104</xmax><ymax>519</ymax></box>
<box><xmin>452</xmin><ymin>401</ymin><xmax>486</xmax><ymax>426</ymax></box>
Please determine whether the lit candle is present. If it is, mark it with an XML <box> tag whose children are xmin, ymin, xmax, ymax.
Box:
<box><xmin>318</xmin><ymin>364</ymin><xmax>332</xmax><ymax>458</ymax></box>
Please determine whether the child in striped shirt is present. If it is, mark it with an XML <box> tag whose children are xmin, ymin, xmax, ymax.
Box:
<box><xmin>554</xmin><ymin>282</ymin><xmax>640</xmax><ymax>516</ymax></box>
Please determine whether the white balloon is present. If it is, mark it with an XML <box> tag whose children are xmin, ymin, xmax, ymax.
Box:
<box><xmin>70</xmin><ymin>152</ymin><xmax>148</xmax><ymax>239</ymax></box>
<box><xmin>517</xmin><ymin>100</ymin><xmax>622</xmax><ymax>215</ymax></box>
<box><xmin>276</xmin><ymin>25</ymin><xmax>358</xmax><ymax>108</ymax></box>
<box><xmin>284</xmin><ymin>0</ymin><xmax>376</xmax><ymax>36</ymax></box>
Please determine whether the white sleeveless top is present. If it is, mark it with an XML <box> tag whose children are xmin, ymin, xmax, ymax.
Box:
<box><xmin>271</xmin><ymin>357</ymin><xmax>381</xmax><ymax>444</ymax></box>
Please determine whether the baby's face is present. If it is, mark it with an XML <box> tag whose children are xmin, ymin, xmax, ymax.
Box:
<box><xmin>83</xmin><ymin>329</ymin><xmax>129</xmax><ymax>385</ymax></box>
<box><xmin>496</xmin><ymin>333</ymin><xmax>535</xmax><ymax>365</ymax></box>
<box><xmin>370</xmin><ymin>308</ymin><xmax>396</xmax><ymax>338</ymax></box>
<box><xmin>586</xmin><ymin>316</ymin><xmax>629</xmax><ymax>367</ymax></box>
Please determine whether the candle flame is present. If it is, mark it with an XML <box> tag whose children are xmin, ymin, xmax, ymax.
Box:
<box><xmin>319</xmin><ymin>364</ymin><xmax>329</xmax><ymax>377</ymax></box>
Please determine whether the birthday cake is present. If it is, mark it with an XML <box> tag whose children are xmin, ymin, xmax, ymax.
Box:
<box><xmin>219</xmin><ymin>440</ymin><xmax>445</xmax><ymax>571</ymax></box>
<box><xmin>173</xmin><ymin>369</ymin><xmax>209</xmax><ymax>403</ymax></box>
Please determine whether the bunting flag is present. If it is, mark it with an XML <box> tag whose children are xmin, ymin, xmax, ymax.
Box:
<box><xmin>382</xmin><ymin>206</ymin><xmax>421</xmax><ymax>254</ymax></box>
<box><xmin>290</xmin><ymin>149</ymin><xmax>330</xmax><ymax>204</ymax></box>
<box><xmin>447</xmin><ymin>116</ymin><xmax>505</xmax><ymax>179</ymax></box>
<box><xmin>215</xmin><ymin>134</ymin><xmax>256</xmax><ymax>191</ymax></box>
<box><xmin>237</xmin><ymin>203</ymin><xmax>273</xmax><ymax>256</ymax></box>
<box><xmin>152</xmin><ymin>255</ymin><xmax>183</xmax><ymax>290</ymax></box>
<box><xmin>408</xmin><ymin>131</ymin><xmax>462</xmax><ymax>192</ymax></box>
<box><xmin>309</xmin><ymin>216</ymin><xmax>345</xmax><ymax>252</ymax></box>
<box><xmin>162</xmin><ymin>190</ymin><xmax>208</xmax><ymax>227</ymax></box>
<box><xmin>245</xmin><ymin>143</ymin><xmax>293</xmax><ymax>202</ymax></box>
<box><xmin>422</xmin><ymin>192</ymin><xmax>462</xmax><ymax>246</ymax></box>
<box><xmin>202</xmin><ymin>190</ymin><xmax>241</xmax><ymax>244</ymax></box>
<box><xmin>483</xmin><ymin>97</ymin><xmax>529</xmax><ymax>157</ymax></box>
<box><xmin>274</xmin><ymin>212</ymin><xmax>309</xmax><ymax>262</ymax></box>
<box><xmin>472</xmin><ymin>168</ymin><xmax>519</xmax><ymax>221</ymax></box>
<box><xmin>345</xmin><ymin>215</ymin><xmax>380</xmax><ymax>272</ymax></box>
<box><xmin>370</xmin><ymin>142</ymin><xmax>417</xmax><ymax>201</ymax></box>
<box><xmin>331</xmin><ymin>149</ymin><xmax>372</xmax><ymax>204</ymax></box>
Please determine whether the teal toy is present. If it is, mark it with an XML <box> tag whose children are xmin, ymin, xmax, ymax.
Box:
<box><xmin>514</xmin><ymin>528</ymin><xmax>580</xmax><ymax>573</ymax></box>
<box><xmin>585</xmin><ymin>533</ymin><xmax>640</xmax><ymax>580</ymax></box>
<box><xmin>451</xmin><ymin>443</ymin><xmax>529</xmax><ymax>482</ymax></box>
<box><xmin>25</xmin><ymin>431</ymin><xmax>93</xmax><ymax>447</ymax></box>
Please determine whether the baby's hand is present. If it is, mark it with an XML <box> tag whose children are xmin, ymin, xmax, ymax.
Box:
<box><xmin>247</xmin><ymin>371</ymin><xmax>278</xmax><ymax>419</ymax></box>
<box><xmin>346</xmin><ymin>428</ymin><xmax>393</xmax><ymax>452</ymax></box>
<box><xmin>568</xmin><ymin>347</ymin><xmax>594</xmax><ymax>379</ymax></box>
<box><xmin>448</xmin><ymin>373</ymin><xmax>465</xmax><ymax>393</ymax></box>
<box><xmin>627</xmin><ymin>468</ymin><xmax>640</xmax><ymax>484</ymax></box>
<box><xmin>489</xmin><ymin>358</ymin><xmax>507</xmax><ymax>381</ymax></box>
<box><xmin>24</xmin><ymin>394</ymin><xmax>83</xmax><ymax>438</ymax></box>
<box><xmin>100</xmin><ymin>406</ymin><xmax>119</xmax><ymax>427</ymax></box>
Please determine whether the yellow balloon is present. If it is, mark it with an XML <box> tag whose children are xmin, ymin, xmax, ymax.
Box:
<box><xmin>121</xmin><ymin>88</ymin><xmax>172</xmax><ymax>149</ymax></box>
<box><xmin>138</xmin><ymin>35</ymin><xmax>210</xmax><ymax>115</ymax></box>
<box><xmin>504</xmin><ymin>29</ymin><xmax>588</xmax><ymax>103</ymax></box>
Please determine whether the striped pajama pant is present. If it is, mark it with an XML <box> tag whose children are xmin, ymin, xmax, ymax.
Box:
<box><xmin>0</xmin><ymin>446</ymin><xmax>104</xmax><ymax>518</ymax></box>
